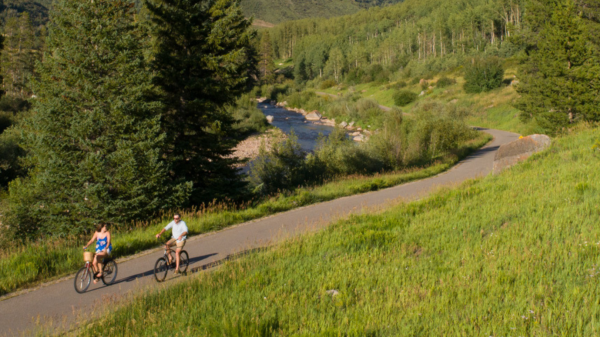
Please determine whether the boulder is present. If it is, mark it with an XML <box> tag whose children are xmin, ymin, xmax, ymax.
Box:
<box><xmin>353</xmin><ymin>134</ymin><xmax>365</xmax><ymax>142</ymax></box>
<box><xmin>348</xmin><ymin>121</ymin><xmax>355</xmax><ymax>127</ymax></box>
<box><xmin>339</xmin><ymin>121</ymin><xmax>348</xmax><ymax>128</ymax></box>
<box><xmin>357</xmin><ymin>127</ymin><xmax>362</xmax><ymax>132</ymax></box>
<box><xmin>305</xmin><ymin>111</ymin><xmax>322</xmax><ymax>121</ymax></box>
<box><xmin>493</xmin><ymin>134</ymin><xmax>551</xmax><ymax>174</ymax></box>
<box><xmin>299</xmin><ymin>109</ymin><xmax>307</xmax><ymax>115</ymax></box>
<box><xmin>350</xmin><ymin>131</ymin><xmax>361</xmax><ymax>136</ymax></box>
<box><xmin>266</xmin><ymin>115</ymin><xmax>274</xmax><ymax>123</ymax></box>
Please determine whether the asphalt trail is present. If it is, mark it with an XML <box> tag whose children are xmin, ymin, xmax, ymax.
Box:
<box><xmin>0</xmin><ymin>128</ymin><xmax>519</xmax><ymax>336</ymax></box>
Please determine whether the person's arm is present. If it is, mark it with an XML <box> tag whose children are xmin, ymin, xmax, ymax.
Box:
<box><xmin>177</xmin><ymin>231</ymin><xmax>188</xmax><ymax>241</ymax></box>
<box><xmin>156</xmin><ymin>222</ymin><xmax>172</xmax><ymax>238</ymax></box>
<box><xmin>105</xmin><ymin>232</ymin><xmax>111</xmax><ymax>252</ymax></box>
<box><xmin>84</xmin><ymin>232</ymin><xmax>97</xmax><ymax>249</ymax></box>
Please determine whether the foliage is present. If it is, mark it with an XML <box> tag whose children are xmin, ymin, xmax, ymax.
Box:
<box><xmin>515</xmin><ymin>0</ymin><xmax>600</xmax><ymax>134</ymax></box>
<box><xmin>1</xmin><ymin>12</ymin><xmax>38</xmax><ymax>98</ymax></box>
<box><xmin>436</xmin><ymin>76</ymin><xmax>456</xmax><ymax>88</ymax></box>
<box><xmin>267</xmin><ymin>0</ymin><xmax>525</xmax><ymax>83</ymax></box>
<box><xmin>258</xmin><ymin>30</ymin><xmax>275</xmax><ymax>83</ymax></box>
<box><xmin>320</xmin><ymin>79</ymin><xmax>337</xmax><ymax>90</ymax></box>
<box><xmin>392</xmin><ymin>90</ymin><xmax>417</xmax><ymax>106</ymax></box>
<box><xmin>144</xmin><ymin>0</ymin><xmax>258</xmax><ymax>204</ymax></box>
<box><xmin>4</xmin><ymin>0</ymin><xmax>190</xmax><ymax>240</ymax></box>
<box><xmin>240</xmin><ymin>0</ymin><xmax>404</xmax><ymax>24</ymax></box>
<box><xmin>249</xmin><ymin>133</ymin><xmax>319</xmax><ymax>195</ymax></box>
<box><xmin>229</xmin><ymin>94</ymin><xmax>269</xmax><ymax>136</ymax></box>
<box><xmin>463</xmin><ymin>57</ymin><xmax>505</xmax><ymax>93</ymax></box>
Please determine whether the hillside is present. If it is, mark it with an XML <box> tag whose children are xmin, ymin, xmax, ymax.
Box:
<box><xmin>81</xmin><ymin>125</ymin><xmax>600</xmax><ymax>335</ymax></box>
<box><xmin>241</xmin><ymin>0</ymin><xmax>403</xmax><ymax>25</ymax></box>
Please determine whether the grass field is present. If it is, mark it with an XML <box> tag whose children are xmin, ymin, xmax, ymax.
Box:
<box><xmin>78</xmin><ymin>125</ymin><xmax>600</xmax><ymax>336</ymax></box>
<box><xmin>319</xmin><ymin>65</ymin><xmax>534</xmax><ymax>135</ymax></box>
<box><xmin>0</xmin><ymin>132</ymin><xmax>491</xmax><ymax>297</ymax></box>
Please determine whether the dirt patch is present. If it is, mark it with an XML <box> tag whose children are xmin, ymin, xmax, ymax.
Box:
<box><xmin>230</xmin><ymin>129</ymin><xmax>287</xmax><ymax>162</ymax></box>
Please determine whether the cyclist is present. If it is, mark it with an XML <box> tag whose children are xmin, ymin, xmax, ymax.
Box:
<box><xmin>156</xmin><ymin>213</ymin><xmax>188</xmax><ymax>274</ymax></box>
<box><xmin>83</xmin><ymin>223</ymin><xmax>113</xmax><ymax>283</ymax></box>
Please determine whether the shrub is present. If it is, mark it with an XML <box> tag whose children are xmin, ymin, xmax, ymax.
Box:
<box><xmin>436</xmin><ymin>76</ymin><xmax>456</xmax><ymax>88</ymax></box>
<box><xmin>393</xmin><ymin>90</ymin><xmax>418</xmax><ymax>107</ymax></box>
<box><xmin>249</xmin><ymin>133</ymin><xmax>320</xmax><ymax>195</ymax></box>
<box><xmin>410</xmin><ymin>78</ymin><xmax>420</xmax><ymax>85</ymax></box>
<box><xmin>396</xmin><ymin>81</ymin><xmax>407</xmax><ymax>89</ymax></box>
<box><xmin>320</xmin><ymin>79</ymin><xmax>337</xmax><ymax>90</ymax></box>
<box><xmin>229</xmin><ymin>94</ymin><xmax>269</xmax><ymax>136</ymax></box>
<box><xmin>463</xmin><ymin>57</ymin><xmax>504</xmax><ymax>93</ymax></box>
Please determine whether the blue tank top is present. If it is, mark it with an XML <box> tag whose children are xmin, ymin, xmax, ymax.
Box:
<box><xmin>96</xmin><ymin>235</ymin><xmax>112</xmax><ymax>253</ymax></box>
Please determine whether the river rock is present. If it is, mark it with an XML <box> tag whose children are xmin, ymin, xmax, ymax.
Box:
<box><xmin>357</xmin><ymin>127</ymin><xmax>362</xmax><ymax>132</ymax></box>
<box><xmin>266</xmin><ymin>115</ymin><xmax>274</xmax><ymax>123</ymax></box>
<box><xmin>339</xmin><ymin>121</ymin><xmax>348</xmax><ymax>128</ymax></box>
<box><xmin>353</xmin><ymin>134</ymin><xmax>365</xmax><ymax>142</ymax></box>
<box><xmin>351</xmin><ymin>131</ymin><xmax>361</xmax><ymax>136</ymax></box>
<box><xmin>493</xmin><ymin>134</ymin><xmax>551</xmax><ymax>175</ymax></box>
<box><xmin>305</xmin><ymin>111</ymin><xmax>322</xmax><ymax>121</ymax></box>
<box><xmin>256</xmin><ymin>97</ymin><xmax>267</xmax><ymax>103</ymax></box>
<box><xmin>348</xmin><ymin>121</ymin><xmax>355</xmax><ymax>127</ymax></box>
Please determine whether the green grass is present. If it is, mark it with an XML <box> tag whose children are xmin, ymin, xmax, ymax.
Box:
<box><xmin>0</xmin><ymin>133</ymin><xmax>491</xmax><ymax>297</ymax></box>
<box><xmin>319</xmin><ymin>67</ymin><xmax>532</xmax><ymax>135</ymax></box>
<box><xmin>78</xmin><ymin>126</ymin><xmax>600</xmax><ymax>336</ymax></box>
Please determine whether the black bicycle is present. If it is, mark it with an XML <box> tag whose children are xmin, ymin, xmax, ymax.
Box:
<box><xmin>74</xmin><ymin>248</ymin><xmax>118</xmax><ymax>293</ymax></box>
<box><xmin>153</xmin><ymin>242</ymin><xmax>189</xmax><ymax>282</ymax></box>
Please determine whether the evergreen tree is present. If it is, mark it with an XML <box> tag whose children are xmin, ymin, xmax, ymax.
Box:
<box><xmin>144</xmin><ymin>0</ymin><xmax>257</xmax><ymax>204</ymax></box>
<box><xmin>5</xmin><ymin>0</ymin><xmax>190</xmax><ymax>239</ymax></box>
<box><xmin>516</xmin><ymin>0</ymin><xmax>600</xmax><ymax>132</ymax></box>
<box><xmin>1</xmin><ymin>13</ymin><xmax>36</xmax><ymax>98</ymax></box>
<box><xmin>259</xmin><ymin>30</ymin><xmax>275</xmax><ymax>82</ymax></box>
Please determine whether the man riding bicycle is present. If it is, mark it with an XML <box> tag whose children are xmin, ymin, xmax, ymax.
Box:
<box><xmin>156</xmin><ymin>213</ymin><xmax>188</xmax><ymax>274</ymax></box>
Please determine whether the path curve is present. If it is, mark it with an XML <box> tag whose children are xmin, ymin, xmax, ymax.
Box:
<box><xmin>0</xmin><ymin>128</ymin><xmax>519</xmax><ymax>336</ymax></box>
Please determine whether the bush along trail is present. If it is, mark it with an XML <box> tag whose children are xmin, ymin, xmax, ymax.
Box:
<box><xmin>0</xmin><ymin>126</ymin><xmax>517</xmax><ymax>336</ymax></box>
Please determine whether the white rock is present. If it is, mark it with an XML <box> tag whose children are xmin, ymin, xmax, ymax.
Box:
<box><xmin>305</xmin><ymin>111</ymin><xmax>322</xmax><ymax>121</ymax></box>
<box><xmin>326</xmin><ymin>289</ymin><xmax>340</xmax><ymax>296</ymax></box>
<box><xmin>339</xmin><ymin>121</ymin><xmax>348</xmax><ymax>128</ymax></box>
<box><xmin>266</xmin><ymin>115</ymin><xmax>274</xmax><ymax>123</ymax></box>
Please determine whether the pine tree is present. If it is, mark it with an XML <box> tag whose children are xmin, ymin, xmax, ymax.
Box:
<box><xmin>516</xmin><ymin>0</ymin><xmax>600</xmax><ymax>132</ymax></box>
<box><xmin>259</xmin><ymin>31</ymin><xmax>275</xmax><ymax>83</ymax></box>
<box><xmin>1</xmin><ymin>13</ymin><xmax>36</xmax><ymax>98</ymax></box>
<box><xmin>5</xmin><ymin>0</ymin><xmax>190</xmax><ymax>239</ymax></box>
<box><xmin>144</xmin><ymin>0</ymin><xmax>257</xmax><ymax>204</ymax></box>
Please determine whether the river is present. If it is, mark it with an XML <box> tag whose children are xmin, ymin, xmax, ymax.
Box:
<box><xmin>257</xmin><ymin>103</ymin><xmax>334</xmax><ymax>152</ymax></box>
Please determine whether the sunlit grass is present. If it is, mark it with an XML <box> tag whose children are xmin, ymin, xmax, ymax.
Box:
<box><xmin>79</xmin><ymin>126</ymin><xmax>600</xmax><ymax>336</ymax></box>
<box><xmin>0</xmin><ymin>133</ymin><xmax>491</xmax><ymax>296</ymax></box>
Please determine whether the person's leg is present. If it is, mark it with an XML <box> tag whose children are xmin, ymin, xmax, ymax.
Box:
<box><xmin>92</xmin><ymin>255</ymin><xmax>99</xmax><ymax>275</ymax></box>
<box><xmin>165</xmin><ymin>239</ymin><xmax>176</xmax><ymax>264</ymax></box>
<box><xmin>95</xmin><ymin>252</ymin><xmax>107</xmax><ymax>277</ymax></box>
<box><xmin>175</xmin><ymin>248</ymin><xmax>181</xmax><ymax>271</ymax></box>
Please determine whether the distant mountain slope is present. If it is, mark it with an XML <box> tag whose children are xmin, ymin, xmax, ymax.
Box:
<box><xmin>241</xmin><ymin>0</ymin><xmax>403</xmax><ymax>24</ymax></box>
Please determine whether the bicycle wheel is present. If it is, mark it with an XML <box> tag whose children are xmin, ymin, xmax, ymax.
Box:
<box><xmin>101</xmin><ymin>259</ymin><xmax>118</xmax><ymax>286</ymax></box>
<box><xmin>179</xmin><ymin>250</ymin><xmax>189</xmax><ymax>273</ymax></box>
<box><xmin>154</xmin><ymin>257</ymin><xmax>168</xmax><ymax>282</ymax></box>
<box><xmin>74</xmin><ymin>267</ymin><xmax>91</xmax><ymax>293</ymax></box>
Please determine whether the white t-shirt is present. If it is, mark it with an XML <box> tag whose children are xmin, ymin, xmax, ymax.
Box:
<box><xmin>164</xmin><ymin>220</ymin><xmax>188</xmax><ymax>241</ymax></box>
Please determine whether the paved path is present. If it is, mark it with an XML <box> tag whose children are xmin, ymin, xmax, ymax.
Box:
<box><xmin>0</xmin><ymin>128</ymin><xmax>519</xmax><ymax>336</ymax></box>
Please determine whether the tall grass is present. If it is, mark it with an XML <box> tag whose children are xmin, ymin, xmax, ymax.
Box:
<box><xmin>80</xmin><ymin>126</ymin><xmax>600</xmax><ymax>336</ymax></box>
<box><xmin>0</xmin><ymin>133</ymin><xmax>491</xmax><ymax>296</ymax></box>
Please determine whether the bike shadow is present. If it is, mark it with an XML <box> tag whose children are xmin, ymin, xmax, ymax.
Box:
<box><xmin>113</xmin><ymin>253</ymin><xmax>218</xmax><ymax>285</ymax></box>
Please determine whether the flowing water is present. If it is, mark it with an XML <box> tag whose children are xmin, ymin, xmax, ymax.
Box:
<box><xmin>257</xmin><ymin>103</ymin><xmax>334</xmax><ymax>152</ymax></box>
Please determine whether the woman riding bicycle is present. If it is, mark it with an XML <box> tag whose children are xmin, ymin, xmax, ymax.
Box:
<box><xmin>84</xmin><ymin>223</ymin><xmax>113</xmax><ymax>283</ymax></box>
